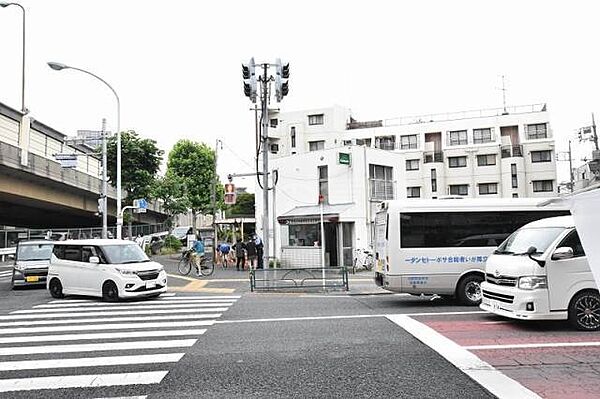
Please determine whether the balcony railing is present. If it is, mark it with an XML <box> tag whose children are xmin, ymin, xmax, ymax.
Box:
<box><xmin>370</xmin><ymin>180</ymin><xmax>394</xmax><ymax>200</ymax></box>
<box><xmin>424</xmin><ymin>151</ymin><xmax>444</xmax><ymax>163</ymax></box>
<box><xmin>501</xmin><ymin>145</ymin><xmax>523</xmax><ymax>158</ymax></box>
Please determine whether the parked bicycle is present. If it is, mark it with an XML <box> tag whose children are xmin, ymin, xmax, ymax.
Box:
<box><xmin>177</xmin><ymin>249</ymin><xmax>214</xmax><ymax>277</ymax></box>
<box><xmin>353</xmin><ymin>247</ymin><xmax>374</xmax><ymax>274</ymax></box>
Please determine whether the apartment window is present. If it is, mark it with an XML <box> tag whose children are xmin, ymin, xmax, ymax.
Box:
<box><xmin>400</xmin><ymin>134</ymin><xmax>418</xmax><ymax>150</ymax></box>
<box><xmin>449</xmin><ymin>184</ymin><xmax>469</xmax><ymax>196</ymax></box>
<box><xmin>448</xmin><ymin>156</ymin><xmax>467</xmax><ymax>168</ymax></box>
<box><xmin>407</xmin><ymin>187</ymin><xmax>421</xmax><ymax>198</ymax></box>
<box><xmin>356</xmin><ymin>138</ymin><xmax>371</xmax><ymax>147</ymax></box>
<box><xmin>478</xmin><ymin>183</ymin><xmax>498</xmax><ymax>195</ymax></box>
<box><xmin>290</xmin><ymin>127</ymin><xmax>296</xmax><ymax>148</ymax></box>
<box><xmin>477</xmin><ymin>154</ymin><xmax>496</xmax><ymax>166</ymax></box>
<box><xmin>309</xmin><ymin>140</ymin><xmax>324</xmax><ymax>152</ymax></box>
<box><xmin>531</xmin><ymin>150</ymin><xmax>552</xmax><ymax>163</ymax></box>
<box><xmin>342</xmin><ymin>140</ymin><xmax>352</xmax><ymax>146</ymax></box>
<box><xmin>308</xmin><ymin>114</ymin><xmax>324</xmax><ymax>126</ymax></box>
<box><xmin>318</xmin><ymin>166</ymin><xmax>329</xmax><ymax>203</ymax></box>
<box><xmin>512</xmin><ymin>193</ymin><xmax>519</xmax><ymax>198</ymax></box>
<box><xmin>270</xmin><ymin>118</ymin><xmax>278</xmax><ymax>128</ymax></box>
<box><xmin>527</xmin><ymin>123</ymin><xmax>548</xmax><ymax>139</ymax></box>
<box><xmin>473</xmin><ymin>128</ymin><xmax>493</xmax><ymax>144</ymax></box>
<box><xmin>533</xmin><ymin>180</ymin><xmax>553</xmax><ymax>192</ymax></box>
<box><xmin>448</xmin><ymin>130</ymin><xmax>468</xmax><ymax>146</ymax></box>
<box><xmin>511</xmin><ymin>163</ymin><xmax>518</xmax><ymax>188</ymax></box>
<box><xmin>431</xmin><ymin>169</ymin><xmax>437</xmax><ymax>193</ymax></box>
<box><xmin>375</xmin><ymin>136</ymin><xmax>395</xmax><ymax>150</ymax></box>
<box><xmin>406</xmin><ymin>159</ymin><xmax>420</xmax><ymax>171</ymax></box>
<box><xmin>369</xmin><ymin>164</ymin><xmax>394</xmax><ymax>200</ymax></box>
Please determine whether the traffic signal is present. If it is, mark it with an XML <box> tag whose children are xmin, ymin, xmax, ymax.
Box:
<box><xmin>97</xmin><ymin>197</ymin><xmax>105</xmax><ymax>215</ymax></box>
<box><xmin>275</xmin><ymin>58</ymin><xmax>290</xmax><ymax>102</ymax></box>
<box><xmin>224</xmin><ymin>183</ymin><xmax>237</xmax><ymax>205</ymax></box>
<box><xmin>242</xmin><ymin>57</ymin><xmax>257</xmax><ymax>103</ymax></box>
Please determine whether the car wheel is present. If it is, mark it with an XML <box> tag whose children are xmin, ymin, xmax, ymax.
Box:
<box><xmin>49</xmin><ymin>278</ymin><xmax>64</xmax><ymax>299</ymax></box>
<box><xmin>102</xmin><ymin>281</ymin><xmax>119</xmax><ymax>302</ymax></box>
<box><xmin>569</xmin><ymin>290</ymin><xmax>600</xmax><ymax>331</ymax></box>
<box><xmin>457</xmin><ymin>274</ymin><xmax>484</xmax><ymax>306</ymax></box>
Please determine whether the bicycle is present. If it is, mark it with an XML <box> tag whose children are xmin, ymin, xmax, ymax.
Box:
<box><xmin>177</xmin><ymin>249</ymin><xmax>215</xmax><ymax>277</ymax></box>
<box><xmin>353</xmin><ymin>248</ymin><xmax>374</xmax><ymax>274</ymax></box>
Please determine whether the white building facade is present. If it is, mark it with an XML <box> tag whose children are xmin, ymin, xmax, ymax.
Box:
<box><xmin>256</xmin><ymin>104</ymin><xmax>558</xmax><ymax>268</ymax></box>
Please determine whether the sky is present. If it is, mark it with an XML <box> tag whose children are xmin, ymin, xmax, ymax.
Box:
<box><xmin>1</xmin><ymin>0</ymin><xmax>599</xmax><ymax>191</ymax></box>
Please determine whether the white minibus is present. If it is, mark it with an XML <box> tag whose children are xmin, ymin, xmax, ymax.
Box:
<box><xmin>480</xmin><ymin>215</ymin><xmax>599</xmax><ymax>331</ymax></box>
<box><xmin>374</xmin><ymin>198</ymin><xmax>569</xmax><ymax>305</ymax></box>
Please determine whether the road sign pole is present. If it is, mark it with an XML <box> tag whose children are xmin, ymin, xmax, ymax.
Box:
<box><xmin>101</xmin><ymin>118</ymin><xmax>108</xmax><ymax>239</ymax></box>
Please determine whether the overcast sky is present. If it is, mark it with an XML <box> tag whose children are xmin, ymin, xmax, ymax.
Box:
<box><xmin>1</xmin><ymin>0</ymin><xmax>598</xmax><ymax>191</ymax></box>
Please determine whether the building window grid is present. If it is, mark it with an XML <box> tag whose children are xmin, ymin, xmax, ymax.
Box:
<box><xmin>448</xmin><ymin>156</ymin><xmax>467</xmax><ymax>168</ymax></box>
<box><xmin>449</xmin><ymin>184</ymin><xmax>469</xmax><ymax>196</ymax></box>
<box><xmin>407</xmin><ymin>186</ymin><xmax>421</xmax><ymax>198</ymax></box>
<box><xmin>511</xmin><ymin>163</ymin><xmax>518</xmax><ymax>188</ymax></box>
<box><xmin>270</xmin><ymin>118</ymin><xmax>278</xmax><ymax>128</ymax></box>
<box><xmin>531</xmin><ymin>150</ymin><xmax>552</xmax><ymax>163</ymax></box>
<box><xmin>478</xmin><ymin>183</ymin><xmax>498</xmax><ymax>195</ymax></box>
<box><xmin>448</xmin><ymin>130</ymin><xmax>468</xmax><ymax>146</ymax></box>
<box><xmin>308</xmin><ymin>114</ymin><xmax>324</xmax><ymax>126</ymax></box>
<box><xmin>309</xmin><ymin>140</ymin><xmax>324</xmax><ymax>152</ymax></box>
<box><xmin>532</xmin><ymin>180</ymin><xmax>553</xmax><ymax>192</ymax></box>
<box><xmin>477</xmin><ymin>154</ymin><xmax>496</xmax><ymax>166</ymax></box>
<box><xmin>406</xmin><ymin>159</ymin><xmax>420</xmax><ymax>171</ymax></box>
<box><xmin>369</xmin><ymin>164</ymin><xmax>394</xmax><ymax>200</ymax></box>
<box><xmin>527</xmin><ymin>123</ymin><xmax>548</xmax><ymax>139</ymax></box>
<box><xmin>291</xmin><ymin>127</ymin><xmax>296</xmax><ymax>148</ymax></box>
<box><xmin>431</xmin><ymin>169</ymin><xmax>437</xmax><ymax>193</ymax></box>
<box><xmin>318</xmin><ymin>165</ymin><xmax>329</xmax><ymax>203</ymax></box>
<box><xmin>375</xmin><ymin>136</ymin><xmax>396</xmax><ymax>151</ymax></box>
<box><xmin>473</xmin><ymin>128</ymin><xmax>494</xmax><ymax>144</ymax></box>
<box><xmin>400</xmin><ymin>134</ymin><xmax>418</xmax><ymax>150</ymax></box>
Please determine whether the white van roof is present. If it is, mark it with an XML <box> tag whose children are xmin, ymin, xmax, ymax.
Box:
<box><xmin>381</xmin><ymin>198</ymin><xmax>569</xmax><ymax>213</ymax></box>
<box><xmin>521</xmin><ymin>215</ymin><xmax>575</xmax><ymax>229</ymax></box>
<box><xmin>54</xmin><ymin>239</ymin><xmax>135</xmax><ymax>246</ymax></box>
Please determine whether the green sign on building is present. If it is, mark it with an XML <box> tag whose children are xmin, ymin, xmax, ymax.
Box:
<box><xmin>338</xmin><ymin>152</ymin><xmax>351</xmax><ymax>165</ymax></box>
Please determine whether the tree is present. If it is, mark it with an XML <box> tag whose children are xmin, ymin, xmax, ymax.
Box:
<box><xmin>152</xmin><ymin>173</ymin><xmax>190</xmax><ymax>231</ymax></box>
<box><xmin>167</xmin><ymin>140</ymin><xmax>223</xmax><ymax>232</ymax></box>
<box><xmin>225</xmin><ymin>192</ymin><xmax>255</xmax><ymax>217</ymax></box>
<box><xmin>107</xmin><ymin>130</ymin><xmax>163</xmax><ymax>204</ymax></box>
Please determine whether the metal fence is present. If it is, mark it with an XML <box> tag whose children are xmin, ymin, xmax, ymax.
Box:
<box><xmin>250</xmin><ymin>267</ymin><xmax>349</xmax><ymax>292</ymax></box>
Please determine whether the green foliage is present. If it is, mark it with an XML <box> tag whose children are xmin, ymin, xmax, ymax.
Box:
<box><xmin>107</xmin><ymin>130</ymin><xmax>164</xmax><ymax>203</ymax></box>
<box><xmin>167</xmin><ymin>140</ymin><xmax>223</xmax><ymax>214</ymax></box>
<box><xmin>163</xmin><ymin>235</ymin><xmax>182</xmax><ymax>251</ymax></box>
<box><xmin>268</xmin><ymin>259</ymin><xmax>281</xmax><ymax>268</ymax></box>
<box><xmin>153</xmin><ymin>173</ymin><xmax>190</xmax><ymax>226</ymax></box>
<box><xmin>225</xmin><ymin>192</ymin><xmax>255</xmax><ymax>217</ymax></box>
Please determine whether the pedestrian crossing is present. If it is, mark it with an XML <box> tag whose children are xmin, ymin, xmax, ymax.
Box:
<box><xmin>0</xmin><ymin>269</ymin><xmax>11</xmax><ymax>283</ymax></box>
<box><xmin>0</xmin><ymin>293</ymin><xmax>240</xmax><ymax>396</ymax></box>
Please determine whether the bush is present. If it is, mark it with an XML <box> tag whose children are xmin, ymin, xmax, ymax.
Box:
<box><xmin>268</xmin><ymin>259</ymin><xmax>281</xmax><ymax>268</ymax></box>
<box><xmin>163</xmin><ymin>235</ymin><xmax>182</xmax><ymax>251</ymax></box>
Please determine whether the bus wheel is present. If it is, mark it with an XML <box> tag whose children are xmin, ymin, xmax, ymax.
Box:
<box><xmin>457</xmin><ymin>274</ymin><xmax>484</xmax><ymax>306</ymax></box>
<box><xmin>569</xmin><ymin>291</ymin><xmax>600</xmax><ymax>331</ymax></box>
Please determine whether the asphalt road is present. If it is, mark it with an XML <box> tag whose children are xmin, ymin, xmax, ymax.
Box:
<box><xmin>0</xmin><ymin>259</ymin><xmax>495</xmax><ymax>399</ymax></box>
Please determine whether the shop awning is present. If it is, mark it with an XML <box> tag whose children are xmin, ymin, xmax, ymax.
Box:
<box><xmin>277</xmin><ymin>203</ymin><xmax>354</xmax><ymax>225</ymax></box>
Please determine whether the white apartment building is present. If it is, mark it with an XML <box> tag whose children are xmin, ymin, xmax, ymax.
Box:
<box><xmin>256</xmin><ymin>104</ymin><xmax>558</xmax><ymax>268</ymax></box>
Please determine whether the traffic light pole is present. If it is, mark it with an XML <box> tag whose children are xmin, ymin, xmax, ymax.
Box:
<box><xmin>260</xmin><ymin>63</ymin><xmax>270</xmax><ymax>272</ymax></box>
<box><xmin>101</xmin><ymin>118</ymin><xmax>108</xmax><ymax>239</ymax></box>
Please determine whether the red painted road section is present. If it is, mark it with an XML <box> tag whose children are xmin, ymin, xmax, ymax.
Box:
<box><xmin>414</xmin><ymin>313</ymin><xmax>600</xmax><ymax>399</ymax></box>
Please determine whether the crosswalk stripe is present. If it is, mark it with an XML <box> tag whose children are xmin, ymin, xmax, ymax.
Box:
<box><xmin>12</xmin><ymin>302</ymin><xmax>233</xmax><ymax>314</ymax></box>
<box><xmin>47</xmin><ymin>295</ymin><xmax>240</xmax><ymax>304</ymax></box>
<box><xmin>95</xmin><ymin>396</ymin><xmax>147</xmax><ymax>399</ymax></box>
<box><xmin>0</xmin><ymin>307</ymin><xmax>230</xmax><ymax>320</ymax></box>
<box><xmin>0</xmin><ymin>353</ymin><xmax>185</xmax><ymax>371</ymax></box>
<box><xmin>0</xmin><ymin>271</ymin><xmax>12</xmax><ymax>276</ymax></box>
<box><xmin>0</xmin><ymin>338</ymin><xmax>197</xmax><ymax>356</ymax></box>
<box><xmin>0</xmin><ymin>313</ymin><xmax>222</xmax><ymax>327</ymax></box>
<box><xmin>0</xmin><ymin>328</ymin><xmax>207</xmax><ymax>344</ymax></box>
<box><xmin>0</xmin><ymin>320</ymin><xmax>215</xmax><ymax>335</ymax></box>
<box><xmin>0</xmin><ymin>370</ymin><xmax>168</xmax><ymax>392</ymax></box>
<box><xmin>34</xmin><ymin>299</ymin><xmax>236</xmax><ymax>308</ymax></box>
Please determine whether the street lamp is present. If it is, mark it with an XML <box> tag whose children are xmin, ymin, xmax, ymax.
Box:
<box><xmin>47</xmin><ymin>62</ymin><xmax>123</xmax><ymax>239</ymax></box>
<box><xmin>0</xmin><ymin>2</ymin><xmax>27</xmax><ymax>114</ymax></box>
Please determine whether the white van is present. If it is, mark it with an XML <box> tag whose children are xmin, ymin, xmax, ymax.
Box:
<box><xmin>47</xmin><ymin>239</ymin><xmax>168</xmax><ymax>301</ymax></box>
<box><xmin>480</xmin><ymin>215</ymin><xmax>599</xmax><ymax>331</ymax></box>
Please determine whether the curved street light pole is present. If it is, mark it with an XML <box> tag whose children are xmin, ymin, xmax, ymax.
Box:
<box><xmin>0</xmin><ymin>2</ymin><xmax>26</xmax><ymax>114</ymax></box>
<box><xmin>47</xmin><ymin>62</ymin><xmax>122</xmax><ymax>239</ymax></box>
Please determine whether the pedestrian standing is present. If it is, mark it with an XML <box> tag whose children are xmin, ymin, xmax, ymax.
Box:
<box><xmin>254</xmin><ymin>234</ymin><xmax>264</xmax><ymax>269</ymax></box>
<box><xmin>245</xmin><ymin>237</ymin><xmax>257</xmax><ymax>270</ymax></box>
<box><xmin>233</xmin><ymin>238</ymin><xmax>246</xmax><ymax>271</ymax></box>
<box><xmin>219</xmin><ymin>242</ymin><xmax>231</xmax><ymax>268</ymax></box>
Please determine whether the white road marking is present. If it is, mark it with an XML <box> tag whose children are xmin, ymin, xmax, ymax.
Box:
<box><xmin>47</xmin><ymin>295</ymin><xmax>240</xmax><ymax>304</ymax></box>
<box><xmin>0</xmin><ymin>353</ymin><xmax>185</xmax><ymax>371</ymax></box>
<box><xmin>0</xmin><ymin>328</ymin><xmax>207</xmax><ymax>344</ymax></box>
<box><xmin>12</xmin><ymin>302</ymin><xmax>232</xmax><ymax>314</ymax></box>
<box><xmin>0</xmin><ymin>307</ymin><xmax>230</xmax><ymax>320</ymax></box>
<box><xmin>0</xmin><ymin>313</ymin><xmax>222</xmax><ymax>327</ymax></box>
<box><xmin>465</xmin><ymin>342</ymin><xmax>600</xmax><ymax>350</ymax></box>
<box><xmin>386</xmin><ymin>314</ymin><xmax>540</xmax><ymax>399</ymax></box>
<box><xmin>95</xmin><ymin>396</ymin><xmax>148</xmax><ymax>399</ymax></box>
<box><xmin>0</xmin><ymin>371</ymin><xmax>168</xmax><ymax>392</ymax></box>
<box><xmin>0</xmin><ymin>339</ymin><xmax>197</xmax><ymax>356</ymax></box>
<box><xmin>0</xmin><ymin>271</ymin><xmax>12</xmax><ymax>276</ymax></box>
<box><xmin>0</xmin><ymin>320</ymin><xmax>215</xmax><ymax>335</ymax></box>
<box><xmin>34</xmin><ymin>299</ymin><xmax>236</xmax><ymax>308</ymax></box>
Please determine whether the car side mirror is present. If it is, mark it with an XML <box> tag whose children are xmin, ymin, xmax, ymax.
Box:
<box><xmin>552</xmin><ymin>247</ymin><xmax>574</xmax><ymax>261</ymax></box>
<box><xmin>89</xmin><ymin>256</ymin><xmax>100</xmax><ymax>264</ymax></box>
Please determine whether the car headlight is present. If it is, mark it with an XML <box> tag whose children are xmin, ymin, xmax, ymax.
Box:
<box><xmin>157</xmin><ymin>266</ymin><xmax>164</xmax><ymax>273</ymax></box>
<box><xmin>14</xmin><ymin>264</ymin><xmax>25</xmax><ymax>271</ymax></box>
<box><xmin>115</xmin><ymin>268</ymin><xmax>136</xmax><ymax>276</ymax></box>
<box><xmin>518</xmin><ymin>276</ymin><xmax>547</xmax><ymax>290</ymax></box>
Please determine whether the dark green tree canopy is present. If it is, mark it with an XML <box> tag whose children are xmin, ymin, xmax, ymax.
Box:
<box><xmin>107</xmin><ymin>130</ymin><xmax>163</xmax><ymax>203</ymax></box>
<box><xmin>226</xmin><ymin>192</ymin><xmax>255</xmax><ymax>217</ymax></box>
<box><xmin>152</xmin><ymin>173</ymin><xmax>190</xmax><ymax>230</ymax></box>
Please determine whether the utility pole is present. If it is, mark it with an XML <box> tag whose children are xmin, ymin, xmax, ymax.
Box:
<box><xmin>592</xmin><ymin>113</ymin><xmax>599</xmax><ymax>151</ymax></box>
<box><xmin>101</xmin><ymin>118</ymin><xmax>108</xmax><ymax>238</ymax></box>
<box><xmin>260</xmin><ymin>63</ymin><xmax>270</xmax><ymax>271</ymax></box>
<box><xmin>568</xmin><ymin>140</ymin><xmax>574</xmax><ymax>193</ymax></box>
<box><xmin>211</xmin><ymin>138</ymin><xmax>222</xmax><ymax>265</ymax></box>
